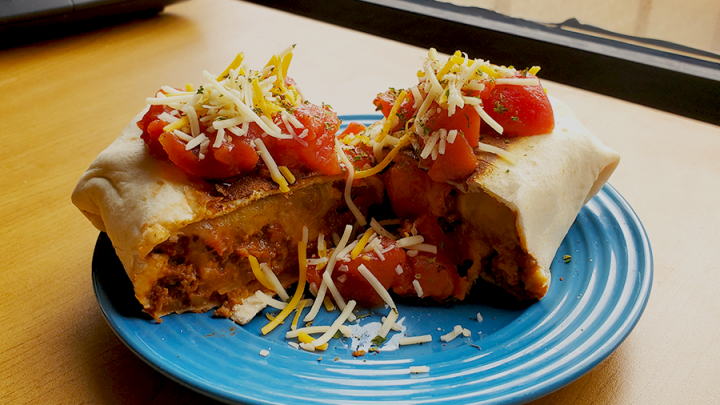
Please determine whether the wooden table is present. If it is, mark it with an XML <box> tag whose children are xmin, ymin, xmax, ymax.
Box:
<box><xmin>2</xmin><ymin>0</ymin><xmax>718</xmax><ymax>403</ymax></box>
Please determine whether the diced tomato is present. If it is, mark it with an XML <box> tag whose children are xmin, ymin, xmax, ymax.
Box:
<box><xmin>306</xmin><ymin>237</ymin><xmax>406</xmax><ymax>309</ymax></box>
<box><xmin>340</xmin><ymin>122</ymin><xmax>366</xmax><ymax>137</ymax></box>
<box><xmin>482</xmin><ymin>81</ymin><xmax>554</xmax><ymax>136</ymax></box>
<box><xmin>391</xmin><ymin>216</ymin><xmax>471</xmax><ymax>301</ymax></box>
<box><xmin>137</xmin><ymin>104</ymin><xmax>172</xmax><ymax>159</ymax></box>
<box><xmin>338</xmin><ymin>122</ymin><xmax>374</xmax><ymax>170</ymax></box>
<box><xmin>138</xmin><ymin>89</ymin><xmax>343</xmax><ymax>179</ymax></box>
<box><xmin>262</xmin><ymin>103</ymin><xmax>342</xmax><ymax>176</ymax></box>
<box><xmin>373</xmin><ymin>89</ymin><xmax>416</xmax><ymax>132</ymax></box>
<box><xmin>426</xmin><ymin>130</ymin><xmax>478</xmax><ymax>183</ymax></box>
<box><xmin>412</xmin><ymin>215</ymin><xmax>462</xmax><ymax>264</ymax></box>
<box><xmin>392</xmin><ymin>253</ymin><xmax>455</xmax><ymax>301</ymax></box>
<box><xmin>383</xmin><ymin>154</ymin><xmax>455</xmax><ymax>219</ymax></box>
<box><xmin>158</xmin><ymin>131</ymin><xmax>258</xmax><ymax>179</ymax></box>
<box><xmin>424</xmin><ymin>103</ymin><xmax>481</xmax><ymax>147</ymax></box>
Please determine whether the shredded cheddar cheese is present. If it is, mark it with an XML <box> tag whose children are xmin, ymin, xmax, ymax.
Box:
<box><xmin>261</xmin><ymin>240</ymin><xmax>308</xmax><ymax>335</ymax></box>
<box><xmin>249</xmin><ymin>255</ymin><xmax>274</xmax><ymax>290</ymax></box>
<box><xmin>298</xmin><ymin>331</ymin><xmax>328</xmax><ymax>351</ymax></box>
<box><xmin>351</xmin><ymin>229</ymin><xmax>375</xmax><ymax>260</ymax></box>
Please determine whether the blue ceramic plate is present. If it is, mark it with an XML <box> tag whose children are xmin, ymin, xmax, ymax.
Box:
<box><xmin>92</xmin><ymin>115</ymin><xmax>652</xmax><ymax>405</ymax></box>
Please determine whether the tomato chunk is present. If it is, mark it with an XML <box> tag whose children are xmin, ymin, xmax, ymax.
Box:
<box><xmin>426</xmin><ymin>130</ymin><xmax>478</xmax><ymax>183</ymax></box>
<box><xmin>338</xmin><ymin>123</ymin><xmax>374</xmax><ymax>170</ymax></box>
<box><xmin>384</xmin><ymin>154</ymin><xmax>455</xmax><ymax>219</ymax></box>
<box><xmin>306</xmin><ymin>237</ymin><xmax>405</xmax><ymax>309</ymax></box>
<box><xmin>373</xmin><ymin>89</ymin><xmax>416</xmax><ymax>132</ymax></box>
<box><xmin>482</xmin><ymin>82</ymin><xmax>554</xmax><ymax>136</ymax></box>
<box><xmin>262</xmin><ymin>103</ymin><xmax>342</xmax><ymax>176</ymax></box>
<box><xmin>158</xmin><ymin>131</ymin><xmax>258</xmax><ymax>179</ymax></box>
<box><xmin>424</xmin><ymin>104</ymin><xmax>481</xmax><ymax>147</ymax></box>
<box><xmin>391</xmin><ymin>216</ymin><xmax>470</xmax><ymax>301</ymax></box>
<box><xmin>137</xmin><ymin>104</ymin><xmax>172</xmax><ymax>159</ymax></box>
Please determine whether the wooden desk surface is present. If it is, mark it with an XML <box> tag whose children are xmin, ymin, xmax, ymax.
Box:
<box><xmin>1</xmin><ymin>0</ymin><xmax>719</xmax><ymax>404</ymax></box>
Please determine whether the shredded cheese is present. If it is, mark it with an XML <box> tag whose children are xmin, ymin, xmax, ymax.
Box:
<box><xmin>259</xmin><ymin>262</ymin><xmax>289</xmax><ymax>301</ymax></box>
<box><xmin>357</xmin><ymin>264</ymin><xmax>397</xmax><ymax>310</ymax></box>
<box><xmin>399</xmin><ymin>335</ymin><xmax>432</xmax><ymax>345</ymax></box>
<box><xmin>307</xmin><ymin>300</ymin><xmax>356</xmax><ymax>349</ymax></box>
<box><xmin>354</xmin><ymin>131</ymin><xmax>413</xmax><ymax>179</ymax></box>
<box><xmin>334</xmin><ymin>140</ymin><xmax>366</xmax><ymax>226</ymax></box>
<box><xmin>304</xmin><ymin>225</ymin><xmax>353</xmax><ymax>322</ymax></box>
<box><xmin>163</xmin><ymin>115</ymin><xmax>189</xmax><ymax>133</ymax></box>
<box><xmin>476</xmin><ymin>141</ymin><xmax>518</xmax><ymax>165</ymax></box>
<box><xmin>291</xmin><ymin>298</ymin><xmax>309</xmax><ymax>330</ymax></box>
<box><xmin>351</xmin><ymin>229</ymin><xmax>375</xmax><ymax>259</ymax></box>
<box><xmin>278</xmin><ymin>166</ymin><xmax>296</xmax><ymax>184</ymax></box>
<box><xmin>440</xmin><ymin>325</ymin><xmax>464</xmax><ymax>342</ymax></box>
<box><xmin>286</xmin><ymin>325</ymin><xmax>352</xmax><ymax>339</ymax></box>
<box><xmin>396</xmin><ymin>235</ymin><xmax>424</xmax><ymax>248</ymax></box>
<box><xmin>369</xmin><ymin>218</ymin><xmax>396</xmax><ymax>240</ymax></box>
<box><xmin>473</xmin><ymin>104</ymin><xmax>504</xmax><ymax>135</ymax></box>
<box><xmin>412</xmin><ymin>280</ymin><xmax>424</xmax><ymax>298</ymax></box>
<box><xmin>298</xmin><ymin>331</ymin><xmax>328</xmax><ymax>351</ymax></box>
<box><xmin>409</xmin><ymin>366</ymin><xmax>430</xmax><ymax>374</ymax></box>
<box><xmin>254</xmin><ymin>290</ymin><xmax>288</xmax><ymax>309</ymax></box>
<box><xmin>249</xmin><ymin>255</ymin><xmax>274</xmax><ymax>290</ymax></box>
<box><xmin>377</xmin><ymin>307</ymin><xmax>399</xmax><ymax>339</ymax></box>
<box><xmin>376</xmin><ymin>89</ymin><xmax>407</xmax><ymax>143</ymax></box>
<box><xmin>260</xmin><ymin>240</ymin><xmax>307</xmax><ymax>335</ymax></box>
<box><xmin>404</xmin><ymin>243</ymin><xmax>437</xmax><ymax>254</ymax></box>
<box><xmin>254</xmin><ymin>138</ymin><xmax>290</xmax><ymax>192</ymax></box>
<box><xmin>323</xmin><ymin>296</ymin><xmax>335</xmax><ymax>312</ymax></box>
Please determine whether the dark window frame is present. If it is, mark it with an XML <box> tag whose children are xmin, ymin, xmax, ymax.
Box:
<box><xmin>246</xmin><ymin>0</ymin><xmax>720</xmax><ymax>125</ymax></box>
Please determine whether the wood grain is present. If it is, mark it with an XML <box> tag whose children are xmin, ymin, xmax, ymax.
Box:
<box><xmin>1</xmin><ymin>0</ymin><xmax>718</xmax><ymax>404</ymax></box>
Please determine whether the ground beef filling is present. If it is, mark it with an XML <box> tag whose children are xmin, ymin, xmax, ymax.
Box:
<box><xmin>144</xmin><ymin>179</ymin><xmax>384</xmax><ymax>320</ymax></box>
<box><xmin>142</xmin><ymin>162</ymin><xmax>543</xmax><ymax>321</ymax></box>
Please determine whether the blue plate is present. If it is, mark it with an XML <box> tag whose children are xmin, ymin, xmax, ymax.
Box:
<box><xmin>92</xmin><ymin>115</ymin><xmax>652</xmax><ymax>404</ymax></box>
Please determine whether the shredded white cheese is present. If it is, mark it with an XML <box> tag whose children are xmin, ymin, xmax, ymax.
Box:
<box><xmin>356</xmin><ymin>264</ymin><xmax>397</xmax><ymax>310</ymax></box>
<box><xmin>304</xmin><ymin>225</ymin><xmax>353</xmax><ymax>322</ymax></box>
<box><xmin>259</xmin><ymin>263</ymin><xmax>289</xmax><ymax>301</ymax></box>
<box><xmin>306</xmin><ymin>300</ymin><xmax>357</xmax><ymax>349</ymax></box>
<box><xmin>399</xmin><ymin>335</ymin><xmax>432</xmax><ymax>345</ymax></box>
<box><xmin>377</xmin><ymin>307</ymin><xmax>399</xmax><ymax>339</ymax></box>
<box><xmin>409</xmin><ymin>366</ymin><xmax>430</xmax><ymax>374</ymax></box>
<box><xmin>440</xmin><ymin>325</ymin><xmax>465</xmax><ymax>342</ymax></box>
<box><xmin>412</xmin><ymin>280</ymin><xmax>424</xmax><ymax>298</ymax></box>
<box><xmin>335</xmin><ymin>140</ymin><xmax>366</xmax><ymax>226</ymax></box>
<box><xmin>286</xmin><ymin>325</ymin><xmax>352</xmax><ymax>339</ymax></box>
<box><xmin>396</xmin><ymin>235</ymin><xmax>424</xmax><ymax>248</ymax></box>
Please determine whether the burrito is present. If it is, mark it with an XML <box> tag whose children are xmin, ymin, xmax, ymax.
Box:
<box><xmin>73</xmin><ymin>47</ymin><xmax>619</xmax><ymax>327</ymax></box>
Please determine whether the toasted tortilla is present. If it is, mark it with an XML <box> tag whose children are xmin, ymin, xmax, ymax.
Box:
<box><xmin>454</xmin><ymin>96</ymin><xmax>620</xmax><ymax>299</ymax></box>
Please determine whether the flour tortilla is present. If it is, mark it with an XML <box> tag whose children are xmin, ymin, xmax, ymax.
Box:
<box><xmin>456</xmin><ymin>96</ymin><xmax>620</xmax><ymax>297</ymax></box>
